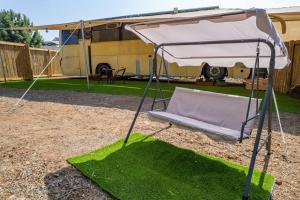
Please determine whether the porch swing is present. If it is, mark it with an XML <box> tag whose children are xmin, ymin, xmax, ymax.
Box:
<box><xmin>149</xmin><ymin>43</ymin><xmax>262</xmax><ymax>141</ymax></box>
<box><xmin>123</xmin><ymin>9</ymin><xmax>290</xmax><ymax>200</ymax></box>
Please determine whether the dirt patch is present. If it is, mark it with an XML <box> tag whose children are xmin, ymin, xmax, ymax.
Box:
<box><xmin>0</xmin><ymin>88</ymin><xmax>299</xmax><ymax>199</ymax></box>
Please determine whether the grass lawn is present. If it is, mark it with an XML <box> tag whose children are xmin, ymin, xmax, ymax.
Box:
<box><xmin>68</xmin><ymin>133</ymin><xmax>274</xmax><ymax>200</ymax></box>
<box><xmin>0</xmin><ymin>78</ymin><xmax>299</xmax><ymax>113</ymax></box>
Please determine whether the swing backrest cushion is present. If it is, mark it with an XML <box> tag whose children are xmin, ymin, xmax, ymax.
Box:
<box><xmin>166</xmin><ymin>87</ymin><xmax>261</xmax><ymax>136</ymax></box>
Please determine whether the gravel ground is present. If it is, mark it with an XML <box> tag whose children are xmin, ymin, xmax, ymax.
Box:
<box><xmin>0</xmin><ymin>88</ymin><xmax>299</xmax><ymax>200</ymax></box>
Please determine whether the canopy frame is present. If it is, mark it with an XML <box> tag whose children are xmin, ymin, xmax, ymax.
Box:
<box><xmin>125</xmin><ymin>8</ymin><xmax>289</xmax><ymax>69</ymax></box>
<box><xmin>124</xmin><ymin>38</ymin><xmax>275</xmax><ymax>200</ymax></box>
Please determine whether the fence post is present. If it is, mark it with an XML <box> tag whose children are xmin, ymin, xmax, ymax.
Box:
<box><xmin>24</xmin><ymin>44</ymin><xmax>33</xmax><ymax>80</ymax></box>
<box><xmin>0</xmin><ymin>50</ymin><xmax>7</xmax><ymax>82</ymax></box>
<box><xmin>47</xmin><ymin>49</ymin><xmax>53</xmax><ymax>77</ymax></box>
<box><xmin>273</xmin><ymin>40</ymin><xmax>295</xmax><ymax>93</ymax></box>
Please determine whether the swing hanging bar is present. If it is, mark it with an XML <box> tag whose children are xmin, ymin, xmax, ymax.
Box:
<box><xmin>154</xmin><ymin>52</ymin><xmax>167</xmax><ymax>110</ymax></box>
<box><xmin>240</xmin><ymin>42</ymin><xmax>261</xmax><ymax>143</ymax></box>
<box><xmin>151</xmin><ymin>48</ymin><xmax>170</xmax><ymax>111</ymax></box>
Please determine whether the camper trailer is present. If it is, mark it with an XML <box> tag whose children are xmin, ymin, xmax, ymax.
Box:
<box><xmin>59</xmin><ymin>25</ymin><xmax>251</xmax><ymax>80</ymax></box>
<box><xmin>59</xmin><ymin>7</ymin><xmax>292</xmax><ymax>80</ymax></box>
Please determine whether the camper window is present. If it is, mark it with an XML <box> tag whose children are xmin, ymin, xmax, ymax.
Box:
<box><xmin>61</xmin><ymin>30</ymin><xmax>79</xmax><ymax>45</ymax></box>
<box><xmin>91</xmin><ymin>24</ymin><xmax>139</xmax><ymax>43</ymax></box>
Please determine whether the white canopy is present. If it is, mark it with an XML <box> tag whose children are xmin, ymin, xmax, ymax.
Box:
<box><xmin>126</xmin><ymin>9</ymin><xmax>290</xmax><ymax>69</ymax></box>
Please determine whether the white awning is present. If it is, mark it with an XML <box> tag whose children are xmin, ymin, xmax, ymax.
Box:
<box><xmin>126</xmin><ymin>9</ymin><xmax>290</xmax><ymax>69</ymax></box>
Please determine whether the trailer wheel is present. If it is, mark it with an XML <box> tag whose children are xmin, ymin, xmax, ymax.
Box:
<box><xmin>203</xmin><ymin>64</ymin><xmax>226</xmax><ymax>80</ymax></box>
<box><xmin>95</xmin><ymin>63</ymin><xmax>112</xmax><ymax>76</ymax></box>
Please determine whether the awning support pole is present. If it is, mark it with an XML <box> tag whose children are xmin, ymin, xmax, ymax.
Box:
<box><xmin>80</xmin><ymin>20</ymin><xmax>90</xmax><ymax>90</ymax></box>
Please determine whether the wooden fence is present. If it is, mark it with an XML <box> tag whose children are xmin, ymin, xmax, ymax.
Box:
<box><xmin>0</xmin><ymin>40</ymin><xmax>299</xmax><ymax>93</ymax></box>
<box><xmin>30</xmin><ymin>48</ymin><xmax>62</xmax><ymax>77</ymax></box>
<box><xmin>273</xmin><ymin>40</ymin><xmax>300</xmax><ymax>93</ymax></box>
<box><xmin>0</xmin><ymin>41</ymin><xmax>62</xmax><ymax>81</ymax></box>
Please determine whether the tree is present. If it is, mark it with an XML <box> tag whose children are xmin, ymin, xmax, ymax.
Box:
<box><xmin>0</xmin><ymin>9</ymin><xmax>43</xmax><ymax>48</ymax></box>
<box><xmin>30</xmin><ymin>30</ymin><xmax>43</xmax><ymax>47</ymax></box>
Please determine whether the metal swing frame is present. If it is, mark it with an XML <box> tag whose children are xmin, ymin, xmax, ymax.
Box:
<box><xmin>124</xmin><ymin>38</ymin><xmax>276</xmax><ymax>200</ymax></box>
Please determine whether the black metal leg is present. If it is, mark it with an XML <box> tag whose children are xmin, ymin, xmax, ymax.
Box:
<box><xmin>124</xmin><ymin>47</ymin><xmax>160</xmax><ymax>144</ymax></box>
<box><xmin>124</xmin><ymin>75</ymin><xmax>154</xmax><ymax>144</ymax></box>
<box><xmin>243</xmin><ymin>47</ymin><xmax>275</xmax><ymax>199</ymax></box>
<box><xmin>243</xmin><ymin>92</ymin><xmax>270</xmax><ymax>199</ymax></box>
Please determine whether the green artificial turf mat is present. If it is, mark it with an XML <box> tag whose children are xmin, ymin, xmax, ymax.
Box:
<box><xmin>68</xmin><ymin>133</ymin><xmax>274</xmax><ymax>200</ymax></box>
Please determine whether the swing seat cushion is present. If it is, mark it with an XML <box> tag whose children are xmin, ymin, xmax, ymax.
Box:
<box><xmin>149</xmin><ymin>87</ymin><xmax>261</xmax><ymax>140</ymax></box>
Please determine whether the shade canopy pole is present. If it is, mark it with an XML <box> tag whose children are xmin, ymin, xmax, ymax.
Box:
<box><xmin>80</xmin><ymin>20</ymin><xmax>90</xmax><ymax>90</ymax></box>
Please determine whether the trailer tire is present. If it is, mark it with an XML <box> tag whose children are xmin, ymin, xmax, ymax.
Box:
<box><xmin>203</xmin><ymin>64</ymin><xmax>227</xmax><ymax>80</ymax></box>
<box><xmin>95</xmin><ymin>63</ymin><xmax>112</xmax><ymax>76</ymax></box>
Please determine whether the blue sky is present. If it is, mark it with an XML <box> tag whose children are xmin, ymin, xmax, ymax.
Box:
<box><xmin>1</xmin><ymin>0</ymin><xmax>299</xmax><ymax>41</ymax></box>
